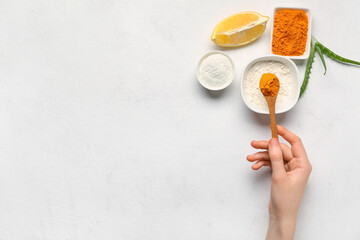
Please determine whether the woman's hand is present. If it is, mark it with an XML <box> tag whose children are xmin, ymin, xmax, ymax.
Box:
<box><xmin>247</xmin><ymin>125</ymin><xmax>312</xmax><ymax>240</ymax></box>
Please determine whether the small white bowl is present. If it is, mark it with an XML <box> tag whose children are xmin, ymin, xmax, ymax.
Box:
<box><xmin>270</xmin><ymin>7</ymin><xmax>312</xmax><ymax>59</ymax></box>
<box><xmin>197</xmin><ymin>51</ymin><xmax>235</xmax><ymax>91</ymax></box>
<box><xmin>240</xmin><ymin>55</ymin><xmax>300</xmax><ymax>114</ymax></box>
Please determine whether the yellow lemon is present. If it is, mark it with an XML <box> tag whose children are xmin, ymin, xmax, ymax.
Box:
<box><xmin>211</xmin><ymin>12</ymin><xmax>269</xmax><ymax>47</ymax></box>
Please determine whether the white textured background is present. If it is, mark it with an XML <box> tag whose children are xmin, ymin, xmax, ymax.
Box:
<box><xmin>0</xmin><ymin>0</ymin><xmax>359</xmax><ymax>239</ymax></box>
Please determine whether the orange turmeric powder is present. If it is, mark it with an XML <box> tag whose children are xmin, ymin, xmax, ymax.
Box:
<box><xmin>259</xmin><ymin>73</ymin><xmax>280</xmax><ymax>96</ymax></box>
<box><xmin>272</xmin><ymin>9</ymin><xmax>308</xmax><ymax>56</ymax></box>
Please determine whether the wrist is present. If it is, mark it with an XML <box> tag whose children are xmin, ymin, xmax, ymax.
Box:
<box><xmin>266</xmin><ymin>215</ymin><xmax>297</xmax><ymax>240</ymax></box>
<box><xmin>269</xmin><ymin>212</ymin><xmax>297</xmax><ymax>223</ymax></box>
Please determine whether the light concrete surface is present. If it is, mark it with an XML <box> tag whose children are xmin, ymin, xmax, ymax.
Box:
<box><xmin>0</xmin><ymin>0</ymin><xmax>359</xmax><ymax>239</ymax></box>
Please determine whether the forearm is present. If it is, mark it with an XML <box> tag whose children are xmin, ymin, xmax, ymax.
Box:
<box><xmin>266</xmin><ymin>215</ymin><xmax>297</xmax><ymax>240</ymax></box>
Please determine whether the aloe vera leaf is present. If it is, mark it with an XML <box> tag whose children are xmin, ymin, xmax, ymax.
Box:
<box><xmin>316</xmin><ymin>41</ymin><xmax>360</xmax><ymax>66</ymax></box>
<box><xmin>300</xmin><ymin>36</ymin><xmax>360</xmax><ymax>97</ymax></box>
<box><xmin>315</xmin><ymin>44</ymin><xmax>327</xmax><ymax>75</ymax></box>
<box><xmin>300</xmin><ymin>36</ymin><xmax>317</xmax><ymax>97</ymax></box>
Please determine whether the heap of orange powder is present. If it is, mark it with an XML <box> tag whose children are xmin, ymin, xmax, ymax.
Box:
<box><xmin>272</xmin><ymin>9</ymin><xmax>308</xmax><ymax>56</ymax></box>
<box><xmin>259</xmin><ymin>73</ymin><xmax>280</xmax><ymax>97</ymax></box>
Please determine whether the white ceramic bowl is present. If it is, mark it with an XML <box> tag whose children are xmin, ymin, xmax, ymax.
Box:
<box><xmin>240</xmin><ymin>55</ymin><xmax>300</xmax><ymax>114</ymax></box>
<box><xmin>270</xmin><ymin>7</ymin><xmax>312</xmax><ymax>59</ymax></box>
<box><xmin>197</xmin><ymin>51</ymin><xmax>235</xmax><ymax>91</ymax></box>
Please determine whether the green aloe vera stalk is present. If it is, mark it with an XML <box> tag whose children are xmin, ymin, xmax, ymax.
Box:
<box><xmin>299</xmin><ymin>36</ymin><xmax>360</xmax><ymax>97</ymax></box>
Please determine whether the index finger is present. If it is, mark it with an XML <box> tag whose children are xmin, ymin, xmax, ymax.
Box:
<box><xmin>277</xmin><ymin>125</ymin><xmax>307</xmax><ymax>158</ymax></box>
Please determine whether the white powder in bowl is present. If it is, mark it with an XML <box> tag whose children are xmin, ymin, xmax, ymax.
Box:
<box><xmin>243</xmin><ymin>61</ymin><xmax>296</xmax><ymax>112</ymax></box>
<box><xmin>198</xmin><ymin>53</ymin><xmax>234</xmax><ymax>90</ymax></box>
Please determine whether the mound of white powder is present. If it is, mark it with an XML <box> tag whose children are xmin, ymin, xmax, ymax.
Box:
<box><xmin>198</xmin><ymin>53</ymin><xmax>234</xmax><ymax>89</ymax></box>
<box><xmin>243</xmin><ymin>61</ymin><xmax>294</xmax><ymax>112</ymax></box>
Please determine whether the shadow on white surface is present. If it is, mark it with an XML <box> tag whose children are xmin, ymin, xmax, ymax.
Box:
<box><xmin>250</xmin><ymin>167</ymin><xmax>272</xmax><ymax>185</ymax></box>
<box><xmin>245</xmin><ymin>107</ymin><xmax>288</xmax><ymax>126</ymax></box>
<box><xmin>292</xmin><ymin>59</ymin><xmax>306</xmax><ymax>67</ymax></box>
<box><xmin>196</xmin><ymin>79</ymin><xmax>230</xmax><ymax>98</ymax></box>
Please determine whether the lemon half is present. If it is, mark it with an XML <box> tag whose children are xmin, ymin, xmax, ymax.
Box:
<box><xmin>211</xmin><ymin>11</ymin><xmax>269</xmax><ymax>47</ymax></box>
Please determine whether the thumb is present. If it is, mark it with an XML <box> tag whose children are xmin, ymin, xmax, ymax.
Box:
<box><xmin>268</xmin><ymin>138</ymin><xmax>286</xmax><ymax>176</ymax></box>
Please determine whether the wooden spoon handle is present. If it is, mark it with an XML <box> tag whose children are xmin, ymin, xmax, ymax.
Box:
<box><xmin>269</xmin><ymin>108</ymin><xmax>278</xmax><ymax>139</ymax></box>
<box><xmin>266</xmin><ymin>96</ymin><xmax>278</xmax><ymax>139</ymax></box>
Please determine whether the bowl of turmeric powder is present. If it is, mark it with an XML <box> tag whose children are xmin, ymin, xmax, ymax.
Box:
<box><xmin>270</xmin><ymin>7</ymin><xmax>312</xmax><ymax>59</ymax></box>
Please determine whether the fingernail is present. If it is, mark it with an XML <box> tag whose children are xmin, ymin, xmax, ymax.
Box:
<box><xmin>270</xmin><ymin>138</ymin><xmax>279</xmax><ymax>147</ymax></box>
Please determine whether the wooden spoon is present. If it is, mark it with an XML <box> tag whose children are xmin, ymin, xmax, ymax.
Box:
<box><xmin>259</xmin><ymin>73</ymin><xmax>280</xmax><ymax>139</ymax></box>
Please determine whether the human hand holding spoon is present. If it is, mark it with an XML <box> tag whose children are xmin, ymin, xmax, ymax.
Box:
<box><xmin>259</xmin><ymin>73</ymin><xmax>280</xmax><ymax>139</ymax></box>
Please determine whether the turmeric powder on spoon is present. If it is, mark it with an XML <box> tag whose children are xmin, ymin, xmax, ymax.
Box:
<box><xmin>259</xmin><ymin>73</ymin><xmax>280</xmax><ymax>96</ymax></box>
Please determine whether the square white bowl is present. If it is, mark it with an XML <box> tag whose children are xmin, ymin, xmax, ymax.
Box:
<box><xmin>240</xmin><ymin>55</ymin><xmax>300</xmax><ymax>114</ymax></box>
<box><xmin>270</xmin><ymin>7</ymin><xmax>312</xmax><ymax>60</ymax></box>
